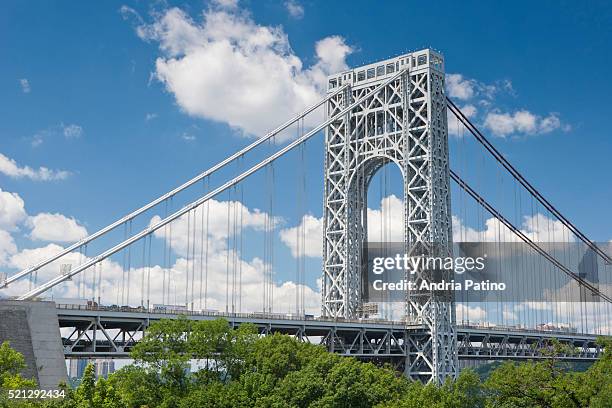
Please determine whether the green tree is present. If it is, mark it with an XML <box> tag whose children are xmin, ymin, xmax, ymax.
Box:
<box><xmin>483</xmin><ymin>338</ymin><xmax>608</xmax><ymax>408</ymax></box>
<box><xmin>130</xmin><ymin>316</ymin><xmax>191</xmax><ymax>393</ymax></box>
<box><xmin>571</xmin><ymin>336</ymin><xmax>612</xmax><ymax>408</ymax></box>
<box><xmin>0</xmin><ymin>341</ymin><xmax>37</xmax><ymax>391</ymax></box>
<box><xmin>189</xmin><ymin>319</ymin><xmax>258</xmax><ymax>382</ymax></box>
<box><xmin>105</xmin><ymin>365</ymin><xmax>163</xmax><ymax>408</ymax></box>
<box><xmin>47</xmin><ymin>318</ymin><xmax>609</xmax><ymax>408</ymax></box>
<box><xmin>72</xmin><ymin>364</ymin><xmax>95</xmax><ymax>408</ymax></box>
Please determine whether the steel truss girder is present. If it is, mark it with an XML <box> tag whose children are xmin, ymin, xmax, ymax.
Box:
<box><xmin>322</xmin><ymin>50</ymin><xmax>456</xmax><ymax>383</ymax></box>
<box><xmin>57</xmin><ymin>309</ymin><xmax>603</xmax><ymax>364</ymax></box>
<box><xmin>456</xmin><ymin>331</ymin><xmax>602</xmax><ymax>360</ymax></box>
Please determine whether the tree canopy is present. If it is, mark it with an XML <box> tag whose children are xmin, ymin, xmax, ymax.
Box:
<box><xmin>0</xmin><ymin>319</ymin><xmax>610</xmax><ymax>408</ymax></box>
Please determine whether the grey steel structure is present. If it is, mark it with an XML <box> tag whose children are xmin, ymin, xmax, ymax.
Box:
<box><xmin>56</xmin><ymin>305</ymin><xmax>602</xmax><ymax>364</ymax></box>
<box><xmin>322</xmin><ymin>49</ymin><xmax>456</xmax><ymax>382</ymax></box>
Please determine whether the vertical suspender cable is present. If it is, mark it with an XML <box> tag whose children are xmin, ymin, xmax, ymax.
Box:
<box><xmin>147</xmin><ymin>234</ymin><xmax>151</xmax><ymax>310</ymax></box>
<box><xmin>168</xmin><ymin>197</ymin><xmax>174</xmax><ymax>305</ymax></box>
<box><xmin>225</xmin><ymin>190</ymin><xmax>231</xmax><ymax>313</ymax></box>
<box><xmin>199</xmin><ymin>179</ymin><xmax>206</xmax><ymax>311</ymax></box>
<box><xmin>204</xmin><ymin>182</ymin><xmax>210</xmax><ymax>310</ymax></box>
<box><xmin>127</xmin><ymin>220</ymin><xmax>132</xmax><ymax>306</ymax></box>
<box><xmin>186</xmin><ymin>210</ymin><xmax>191</xmax><ymax>308</ymax></box>
<box><xmin>141</xmin><ymin>237</ymin><xmax>145</xmax><ymax>307</ymax></box>
<box><xmin>162</xmin><ymin>200</ymin><xmax>168</xmax><ymax>306</ymax></box>
<box><xmin>239</xmin><ymin>178</ymin><xmax>244</xmax><ymax>313</ymax></box>
<box><xmin>191</xmin><ymin>207</ymin><xmax>197</xmax><ymax>311</ymax></box>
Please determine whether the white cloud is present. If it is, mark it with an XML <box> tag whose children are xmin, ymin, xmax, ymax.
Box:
<box><xmin>279</xmin><ymin>214</ymin><xmax>322</xmax><ymax>257</ymax></box>
<box><xmin>135</xmin><ymin>5</ymin><xmax>352</xmax><ymax>139</ymax></box>
<box><xmin>280</xmin><ymin>198</ymin><xmax>575</xmax><ymax>260</ymax></box>
<box><xmin>19</xmin><ymin>79</ymin><xmax>30</xmax><ymax>93</ymax></box>
<box><xmin>366</xmin><ymin>194</ymin><xmax>404</xmax><ymax>242</ymax></box>
<box><xmin>28</xmin><ymin>213</ymin><xmax>88</xmax><ymax>243</ymax></box>
<box><xmin>0</xmin><ymin>230</ymin><xmax>17</xmax><ymax>266</ymax></box>
<box><xmin>447</xmin><ymin>104</ymin><xmax>477</xmax><ymax>137</ymax></box>
<box><xmin>446</xmin><ymin>72</ymin><xmax>570</xmax><ymax>138</ymax></box>
<box><xmin>280</xmin><ymin>195</ymin><xmax>405</xmax><ymax>258</ymax></box>
<box><xmin>285</xmin><ymin>0</ymin><xmax>304</xmax><ymax>19</ymax></box>
<box><xmin>456</xmin><ymin>303</ymin><xmax>487</xmax><ymax>322</ymax></box>
<box><xmin>0</xmin><ymin>152</ymin><xmax>70</xmax><ymax>181</ymax></box>
<box><xmin>483</xmin><ymin>110</ymin><xmax>568</xmax><ymax>137</ymax></box>
<box><xmin>452</xmin><ymin>213</ymin><xmax>574</xmax><ymax>243</ymax></box>
<box><xmin>452</xmin><ymin>215</ymin><xmax>515</xmax><ymax>243</ymax></box>
<box><xmin>0</xmin><ymin>191</ymin><xmax>320</xmax><ymax>315</ymax></box>
<box><xmin>0</xmin><ymin>189</ymin><xmax>27</xmax><ymax>231</ymax></box>
<box><xmin>446</xmin><ymin>74</ymin><xmax>475</xmax><ymax>100</ymax></box>
<box><xmin>62</xmin><ymin>123</ymin><xmax>83</xmax><ymax>139</ymax></box>
<box><xmin>145</xmin><ymin>113</ymin><xmax>158</xmax><ymax>121</ymax></box>
<box><xmin>149</xmin><ymin>199</ymin><xmax>275</xmax><ymax>257</ymax></box>
<box><xmin>446</xmin><ymin>73</ymin><xmax>511</xmax><ymax>102</ymax></box>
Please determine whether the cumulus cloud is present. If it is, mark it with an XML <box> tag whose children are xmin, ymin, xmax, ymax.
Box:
<box><xmin>28</xmin><ymin>213</ymin><xmax>88</xmax><ymax>243</ymax></box>
<box><xmin>483</xmin><ymin>110</ymin><xmax>569</xmax><ymax>137</ymax></box>
<box><xmin>284</xmin><ymin>0</ymin><xmax>304</xmax><ymax>19</ymax></box>
<box><xmin>280</xmin><ymin>195</ymin><xmax>405</xmax><ymax>258</ymax></box>
<box><xmin>446</xmin><ymin>74</ymin><xmax>475</xmax><ymax>100</ymax></box>
<box><xmin>19</xmin><ymin>79</ymin><xmax>30</xmax><ymax>93</ymax></box>
<box><xmin>279</xmin><ymin>214</ymin><xmax>322</xmax><ymax>257</ymax></box>
<box><xmin>0</xmin><ymin>191</ymin><xmax>321</xmax><ymax>315</ymax></box>
<box><xmin>134</xmin><ymin>4</ymin><xmax>352</xmax><ymax>139</ymax></box>
<box><xmin>452</xmin><ymin>213</ymin><xmax>574</xmax><ymax>243</ymax></box>
<box><xmin>149</xmin><ymin>199</ymin><xmax>277</xmax><ymax>257</ymax></box>
<box><xmin>0</xmin><ymin>152</ymin><xmax>70</xmax><ymax>181</ymax></box>
<box><xmin>446</xmin><ymin>73</ymin><xmax>570</xmax><ymax>138</ymax></box>
<box><xmin>447</xmin><ymin>104</ymin><xmax>477</xmax><ymax>137</ymax></box>
<box><xmin>0</xmin><ymin>189</ymin><xmax>27</xmax><ymax>230</ymax></box>
<box><xmin>366</xmin><ymin>194</ymin><xmax>404</xmax><ymax>242</ymax></box>
<box><xmin>0</xmin><ymin>230</ymin><xmax>17</xmax><ymax>266</ymax></box>
<box><xmin>281</xmin><ymin>196</ymin><xmax>575</xmax><ymax>259</ymax></box>
<box><xmin>456</xmin><ymin>303</ymin><xmax>487</xmax><ymax>322</ymax></box>
<box><xmin>138</xmin><ymin>200</ymin><xmax>319</xmax><ymax>313</ymax></box>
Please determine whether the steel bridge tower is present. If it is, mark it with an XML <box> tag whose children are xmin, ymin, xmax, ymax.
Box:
<box><xmin>321</xmin><ymin>49</ymin><xmax>457</xmax><ymax>382</ymax></box>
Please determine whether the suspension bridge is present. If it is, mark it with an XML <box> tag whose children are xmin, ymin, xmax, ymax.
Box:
<box><xmin>1</xmin><ymin>49</ymin><xmax>610</xmax><ymax>386</ymax></box>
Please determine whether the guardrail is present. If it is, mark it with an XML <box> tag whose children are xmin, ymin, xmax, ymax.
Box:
<box><xmin>55</xmin><ymin>303</ymin><xmax>591</xmax><ymax>337</ymax></box>
<box><xmin>54</xmin><ymin>303</ymin><xmax>413</xmax><ymax>327</ymax></box>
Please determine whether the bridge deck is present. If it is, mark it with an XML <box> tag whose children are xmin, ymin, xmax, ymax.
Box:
<box><xmin>56</xmin><ymin>305</ymin><xmax>602</xmax><ymax>363</ymax></box>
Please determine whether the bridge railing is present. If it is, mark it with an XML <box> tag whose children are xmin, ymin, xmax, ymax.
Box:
<box><xmin>54</xmin><ymin>303</ymin><xmax>414</xmax><ymax>327</ymax></box>
<box><xmin>54</xmin><ymin>303</ymin><xmax>595</xmax><ymax>337</ymax></box>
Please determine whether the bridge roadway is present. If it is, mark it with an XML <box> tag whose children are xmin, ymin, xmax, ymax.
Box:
<box><xmin>56</xmin><ymin>304</ymin><xmax>602</xmax><ymax>367</ymax></box>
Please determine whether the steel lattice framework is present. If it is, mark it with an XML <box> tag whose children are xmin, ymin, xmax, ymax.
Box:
<box><xmin>56</xmin><ymin>305</ymin><xmax>602</xmax><ymax>364</ymax></box>
<box><xmin>321</xmin><ymin>49</ymin><xmax>457</xmax><ymax>382</ymax></box>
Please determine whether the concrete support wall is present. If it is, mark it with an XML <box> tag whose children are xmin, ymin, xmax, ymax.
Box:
<box><xmin>0</xmin><ymin>300</ymin><xmax>67</xmax><ymax>388</ymax></box>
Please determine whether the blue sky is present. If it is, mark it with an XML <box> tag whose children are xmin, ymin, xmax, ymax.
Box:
<box><xmin>1</xmin><ymin>0</ymin><xmax>611</xmax><ymax>312</ymax></box>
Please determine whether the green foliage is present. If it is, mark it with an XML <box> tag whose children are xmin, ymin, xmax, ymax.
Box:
<box><xmin>483</xmin><ymin>337</ymin><xmax>612</xmax><ymax>408</ymax></box>
<box><xmin>130</xmin><ymin>315</ymin><xmax>192</xmax><ymax>392</ymax></box>
<box><xmin>73</xmin><ymin>364</ymin><xmax>95</xmax><ymax>407</ymax></box>
<box><xmin>377</xmin><ymin>369</ymin><xmax>484</xmax><ymax>408</ymax></box>
<box><xmin>7</xmin><ymin>321</ymin><xmax>607</xmax><ymax>408</ymax></box>
<box><xmin>105</xmin><ymin>365</ymin><xmax>162</xmax><ymax>408</ymax></box>
<box><xmin>0</xmin><ymin>341</ymin><xmax>37</xmax><ymax>391</ymax></box>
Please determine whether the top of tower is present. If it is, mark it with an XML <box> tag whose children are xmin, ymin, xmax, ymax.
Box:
<box><xmin>327</xmin><ymin>48</ymin><xmax>444</xmax><ymax>92</ymax></box>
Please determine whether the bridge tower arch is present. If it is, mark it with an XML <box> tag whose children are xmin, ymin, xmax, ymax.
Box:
<box><xmin>321</xmin><ymin>49</ymin><xmax>457</xmax><ymax>382</ymax></box>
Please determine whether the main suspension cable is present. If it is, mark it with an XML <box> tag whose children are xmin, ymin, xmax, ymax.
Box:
<box><xmin>451</xmin><ymin>169</ymin><xmax>612</xmax><ymax>304</ymax></box>
<box><xmin>2</xmin><ymin>86</ymin><xmax>349</xmax><ymax>289</ymax></box>
<box><xmin>447</xmin><ymin>98</ymin><xmax>611</xmax><ymax>265</ymax></box>
<box><xmin>17</xmin><ymin>69</ymin><xmax>408</xmax><ymax>300</ymax></box>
